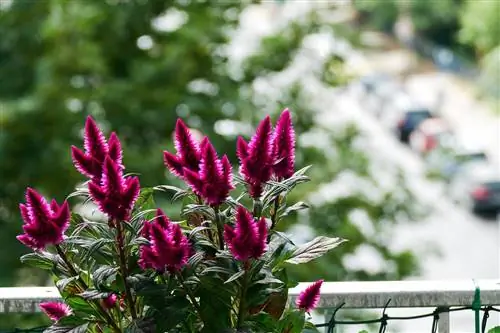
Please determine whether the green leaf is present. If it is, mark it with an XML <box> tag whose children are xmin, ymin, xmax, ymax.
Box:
<box><xmin>56</xmin><ymin>276</ymin><xmax>79</xmax><ymax>291</ymax></box>
<box><xmin>154</xmin><ymin>185</ymin><xmax>189</xmax><ymax>202</ymax></box>
<box><xmin>78</xmin><ymin>289</ymin><xmax>109</xmax><ymax>300</ymax></box>
<box><xmin>303</xmin><ymin>321</ymin><xmax>321</xmax><ymax>333</ymax></box>
<box><xmin>279</xmin><ymin>201</ymin><xmax>310</xmax><ymax>219</ymax></box>
<box><xmin>182</xmin><ymin>204</ymin><xmax>216</xmax><ymax>220</ymax></box>
<box><xmin>488</xmin><ymin>327</ymin><xmax>500</xmax><ymax>333</ymax></box>
<box><xmin>278</xmin><ymin>309</ymin><xmax>306</xmax><ymax>333</ymax></box>
<box><xmin>64</xmin><ymin>297</ymin><xmax>96</xmax><ymax>316</ymax></box>
<box><xmin>285</xmin><ymin>236</ymin><xmax>346</xmax><ymax>265</ymax></box>
<box><xmin>132</xmin><ymin>187</ymin><xmax>156</xmax><ymax>221</ymax></box>
<box><xmin>201</xmin><ymin>266</ymin><xmax>234</xmax><ymax>276</ymax></box>
<box><xmin>80</xmin><ymin>238</ymin><xmax>114</xmax><ymax>262</ymax></box>
<box><xmin>44</xmin><ymin>322</ymin><xmax>89</xmax><ymax>333</ymax></box>
<box><xmin>20</xmin><ymin>252</ymin><xmax>59</xmax><ymax>270</ymax></box>
<box><xmin>92</xmin><ymin>265</ymin><xmax>118</xmax><ymax>288</ymax></box>
<box><xmin>224</xmin><ymin>270</ymin><xmax>245</xmax><ymax>284</ymax></box>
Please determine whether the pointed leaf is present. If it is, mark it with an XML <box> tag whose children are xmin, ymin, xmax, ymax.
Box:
<box><xmin>285</xmin><ymin>236</ymin><xmax>346</xmax><ymax>265</ymax></box>
<box><xmin>224</xmin><ymin>270</ymin><xmax>245</xmax><ymax>284</ymax></box>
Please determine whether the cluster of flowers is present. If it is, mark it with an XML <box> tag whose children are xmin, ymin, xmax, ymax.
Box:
<box><xmin>16</xmin><ymin>110</ymin><xmax>323</xmax><ymax>324</ymax></box>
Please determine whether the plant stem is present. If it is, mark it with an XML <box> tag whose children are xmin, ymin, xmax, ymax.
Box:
<box><xmin>115</xmin><ymin>220</ymin><xmax>137</xmax><ymax>320</ymax></box>
<box><xmin>236</xmin><ymin>264</ymin><xmax>250</xmax><ymax>329</ymax></box>
<box><xmin>270</xmin><ymin>196</ymin><xmax>280</xmax><ymax>230</ymax></box>
<box><xmin>55</xmin><ymin>245</ymin><xmax>121</xmax><ymax>333</ymax></box>
<box><xmin>252</xmin><ymin>199</ymin><xmax>262</xmax><ymax>218</ymax></box>
<box><xmin>267</xmin><ymin>196</ymin><xmax>281</xmax><ymax>242</ymax></box>
<box><xmin>213</xmin><ymin>205</ymin><xmax>224</xmax><ymax>250</ymax></box>
<box><xmin>176</xmin><ymin>272</ymin><xmax>202</xmax><ymax>317</ymax></box>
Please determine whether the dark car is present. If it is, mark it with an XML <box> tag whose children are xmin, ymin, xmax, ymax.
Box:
<box><xmin>449</xmin><ymin>164</ymin><xmax>500</xmax><ymax>215</ymax></box>
<box><xmin>395</xmin><ymin>108</ymin><xmax>433</xmax><ymax>143</ymax></box>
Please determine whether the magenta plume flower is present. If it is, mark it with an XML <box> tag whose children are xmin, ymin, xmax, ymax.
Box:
<box><xmin>39</xmin><ymin>302</ymin><xmax>72</xmax><ymax>322</ymax></box>
<box><xmin>102</xmin><ymin>294</ymin><xmax>117</xmax><ymax>309</ymax></box>
<box><xmin>17</xmin><ymin>188</ymin><xmax>70</xmax><ymax>250</ymax></box>
<box><xmin>238</xmin><ymin>116</ymin><xmax>273</xmax><ymax>198</ymax></box>
<box><xmin>223</xmin><ymin>206</ymin><xmax>267</xmax><ymax>262</ymax></box>
<box><xmin>296</xmin><ymin>279</ymin><xmax>323</xmax><ymax>312</ymax></box>
<box><xmin>271</xmin><ymin>109</ymin><xmax>295</xmax><ymax>179</ymax></box>
<box><xmin>183</xmin><ymin>137</ymin><xmax>234</xmax><ymax>206</ymax></box>
<box><xmin>163</xmin><ymin>119</ymin><xmax>202</xmax><ymax>178</ymax></box>
<box><xmin>88</xmin><ymin>156</ymin><xmax>140</xmax><ymax>222</ymax></box>
<box><xmin>138</xmin><ymin>209</ymin><xmax>191</xmax><ymax>273</ymax></box>
<box><xmin>71</xmin><ymin>116</ymin><xmax>123</xmax><ymax>182</ymax></box>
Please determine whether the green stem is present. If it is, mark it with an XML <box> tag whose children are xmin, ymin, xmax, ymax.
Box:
<box><xmin>115</xmin><ymin>220</ymin><xmax>137</xmax><ymax>320</ymax></box>
<box><xmin>55</xmin><ymin>245</ymin><xmax>121</xmax><ymax>333</ymax></box>
<box><xmin>267</xmin><ymin>196</ymin><xmax>281</xmax><ymax>242</ymax></box>
<box><xmin>252</xmin><ymin>199</ymin><xmax>262</xmax><ymax>218</ymax></box>
<box><xmin>177</xmin><ymin>272</ymin><xmax>203</xmax><ymax>317</ymax></box>
<box><xmin>236</xmin><ymin>264</ymin><xmax>250</xmax><ymax>329</ymax></box>
<box><xmin>213</xmin><ymin>206</ymin><xmax>224</xmax><ymax>250</ymax></box>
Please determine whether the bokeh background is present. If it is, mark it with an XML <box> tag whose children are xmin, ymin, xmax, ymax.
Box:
<box><xmin>1</xmin><ymin>0</ymin><xmax>499</xmax><ymax>330</ymax></box>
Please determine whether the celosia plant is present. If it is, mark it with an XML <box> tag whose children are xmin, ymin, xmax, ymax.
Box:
<box><xmin>18</xmin><ymin>110</ymin><xmax>345</xmax><ymax>333</ymax></box>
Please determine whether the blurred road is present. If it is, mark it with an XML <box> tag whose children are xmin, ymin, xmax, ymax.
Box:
<box><xmin>234</xmin><ymin>3</ymin><xmax>500</xmax><ymax>331</ymax></box>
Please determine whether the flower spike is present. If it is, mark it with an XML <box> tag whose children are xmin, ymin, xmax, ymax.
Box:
<box><xmin>40</xmin><ymin>302</ymin><xmax>72</xmax><ymax>322</ymax></box>
<box><xmin>138</xmin><ymin>209</ymin><xmax>191</xmax><ymax>272</ymax></box>
<box><xmin>183</xmin><ymin>138</ymin><xmax>233</xmax><ymax>206</ymax></box>
<box><xmin>71</xmin><ymin>116</ymin><xmax>123</xmax><ymax>182</ymax></box>
<box><xmin>17</xmin><ymin>188</ymin><xmax>70</xmax><ymax>250</ymax></box>
<box><xmin>224</xmin><ymin>206</ymin><xmax>267</xmax><ymax>262</ymax></box>
<box><xmin>88</xmin><ymin>156</ymin><xmax>140</xmax><ymax>222</ymax></box>
<box><xmin>296</xmin><ymin>279</ymin><xmax>323</xmax><ymax>312</ymax></box>
<box><xmin>239</xmin><ymin>116</ymin><xmax>273</xmax><ymax>198</ymax></box>
<box><xmin>163</xmin><ymin>119</ymin><xmax>202</xmax><ymax>178</ymax></box>
<box><xmin>271</xmin><ymin>109</ymin><xmax>295</xmax><ymax>179</ymax></box>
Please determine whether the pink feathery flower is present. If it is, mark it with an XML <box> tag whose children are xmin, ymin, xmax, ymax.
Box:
<box><xmin>183</xmin><ymin>137</ymin><xmax>234</xmax><ymax>206</ymax></box>
<box><xmin>224</xmin><ymin>206</ymin><xmax>267</xmax><ymax>262</ymax></box>
<box><xmin>238</xmin><ymin>116</ymin><xmax>273</xmax><ymax>198</ymax></box>
<box><xmin>163</xmin><ymin>119</ymin><xmax>202</xmax><ymax>178</ymax></box>
<box><xmin>39</xmin><ymin>302</ymin><xmax>72</xmax><ymax>322</ymax></box>
<box><xmin>71</xmin><ymin>116</ymin><xmax>123</xmax><ymax>182</ymax></box>
<box><xmin>296</xmin><ymin>280</ymin><xmax>323</xmax><ymax>312</ymax></box>
<box><xmin>17</xmin><ymin>188</ymin><xmax>70</xmax><ymax>250</ymax></box>
<box><xmin>271</xmin><ymin>109</ymin><xmax>295</xmax><ymax>179</ymax></box>
<box><xmin>88</xmin><ymin>156</ymin><xmax>140</xmax><ymax>222</ymax></box>
<box><xmin>102</xmin><ymin>294</ymin><xmax>117</xmax><ymax>309</ymax></box>
<box><xmin>138</xmin><ymin>209</ymin><xmax>191</xmax><ymax>273</ymax></box>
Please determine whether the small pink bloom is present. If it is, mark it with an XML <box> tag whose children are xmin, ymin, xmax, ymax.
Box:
<box><xmin>238</xmin><ymin>116</ymin><xmax>273</xmax><ymax>198</ymax></box>
<box><xmin>71</xmin><ymin>116</ymin><xmax>123</xmax><ymax>183</ymax></box>
<box><xmin>163</xmin><ymin>119</ymin><xmax>202</xmax><ymax>178</ymax></box>
<box><xmin>39</xmin><ymin>302</ymin><xmax>72</xmax><ymax>321</ymax></box>
<box><xmin>271</xmin><ymin>109</ymin><xmax>295</xmax><ymax>179</ymax></box>
<box><xmin>224</xmin><ymin>206</ymin><xmax>267</xmax><ymax>261</ymax></box>
<box><xmin>138</xmin><ymin>209</ymin><xmax>191</xmax><ymax>273</ymax></box>
<box><xmin>183</xmin><ymin>137</ymin><xmax>233</xmax><ymax>206</ymax></box>
<box><xmin>88</xmin><ymin>156</ymin><xmax>140</xmax><ymax>222</ymax></box>
<box><xmin>102</xmin><ymin>294</ymin><xmax>117</xmax><ymax>309</ymax></box>
<box><xmin>17</xmin><ymin>188</ymin><xmax>70</xmax><ymax>250</ymax></box>
<box><xmin>296</xmin><ymin>280</ymin><xmax>323</xmax><ymax>312</ymax></box>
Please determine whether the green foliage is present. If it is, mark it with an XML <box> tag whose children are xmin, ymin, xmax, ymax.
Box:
<box><xmin>488</xmin><ymin>327</ymin><xmax>500</xmax><ymax>333</ymax></box>
<box><xmin>459</xmin><ymin>0</ymin><xmax>500</xmax><ymax>54</ymax></box>
<box><xmin>2</xmin><ymin>0</ymin><xmax>426</xmax><ymax>327</ymax></box>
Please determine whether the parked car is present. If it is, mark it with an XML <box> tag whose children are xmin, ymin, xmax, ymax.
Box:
<box><xmin>448</xmin><ymin>163</ymin><xmax>500</xmax><ymax>215</ymax></box>
<box><xmin>409</xmin><ymin>118</ymin><xmax>456</xmax><ymax>156</ymax></box>
<box><xmin>394</xmin><ymin>108</ymin><xmax>433</xmax><ymax>143</ymax></box>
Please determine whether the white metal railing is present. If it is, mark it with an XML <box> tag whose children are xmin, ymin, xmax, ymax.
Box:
<box><xmin>1</xmin><ymin>280</ymin><xmax>500</xmax><ymax>332</ymax></box>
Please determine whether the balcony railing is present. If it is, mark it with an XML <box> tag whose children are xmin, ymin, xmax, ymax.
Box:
<box><xmin>1</xmin><ymin>279</ymin><xmax>499</xmax><ymax>333</ymax></box>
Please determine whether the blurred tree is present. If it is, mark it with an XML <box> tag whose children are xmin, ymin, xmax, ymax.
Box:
<box><xmin>352</xmin><ymin>0</ymin><xmax>466</xmax><ymax>50</ymax></box>
<box><xmin>0</xmin><ymin>1</ymin><xmax>425</xmax><ymax>327</ymax></box>
<box><xmin>459</xmin><ymin>0</ymin><xmax>500</xmax><ymax>56</ymax></box>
